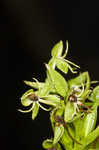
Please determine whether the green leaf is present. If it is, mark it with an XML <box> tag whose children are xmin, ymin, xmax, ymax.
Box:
<box><xmin>21</xmin><ymin>89</ymin><xmax>34</xmax><ymax>106</ymax></box>
<box><xmin>51</xmin><ymin>41</ymin><xmax>63</xmax><ymax>57</ymax></box>
<box><xmin>42</xmin><ymin>139</ymin><xmax>53</xmax><ymax>149</ymax></box>
<box><xmin>53</xmin><ymin>124</ymin><xmax>64</xmax><ymax>144</ymax></box>
<box><xmin>56</xmin><ymin>58</ymin><xmax>68</xmax><ymax>74</ymax></box>
<box><xmin>89</xmin><ymin>86</ymin><xmax>99</xmax><ymax>102</ymax></box>
<box><xmin>73</xmin><ymin>115</ymin><xmax>85</xmax><ymax>141</ymax></box>
<box><xmin>45</xmin><ymin>78</ymin><xmax>56</xmax><ymax>94</ymax></box>
<box><xmin>73</xmin><ymin>116</ymin><xmax>90</xmax><ymax>150</ymax></box>
<box><xmin>32</xmin><ymin>103</ymin><xmax>39</xmax><ymax>120</ymax></box>
<box><xmin>83</xmin><ymin>126</ymin><xmax>99</xmax><ymax>146</ymax></box>
<box><xmin>68</xmin><ymin>72</ymin><xmax>90</xmax><ymax>88</ymax></box>
<box><xmin>60</xmin><ymin>129</ymin><xmax>73</xmax><ymax>150</ymax></box>
<box><xmin>82</xmin><ymin>107</ymin><xmax>97</xmax><ymax>137</ymax></box>
<box><xmin>46</xmin><ymin>64</ymin><xmax>68</xmax><ymax>97</ymax></box>
<box><xmin>64</xmin><ymin>101</ymin><xmax>76</xmax><ymax>122</ymax></box>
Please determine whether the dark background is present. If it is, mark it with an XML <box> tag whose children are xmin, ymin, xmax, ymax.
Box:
<box><xmin>0</xmin><ymin>1</ymin><xmax>99</xmax><ymax>150</ymax></box>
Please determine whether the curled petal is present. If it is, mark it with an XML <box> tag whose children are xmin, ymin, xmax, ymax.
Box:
<box><xmin>18</xmin><ymin>103</ymin><xmax>35</xmax><ymax>113</ymax></box>
<box><xmin>39</xmin><ymin>103</ymin><xmax>52</xmax><ymax>111</ymax></box>
<box><xmin>64</xmin><ymin>59</ymin><xmax>80</xmax><ymax>69</ymax></box>
<box><xmin>18</xmin><ymin>107</ymin><xmax>33</xmax><ymax>113</ymax></box>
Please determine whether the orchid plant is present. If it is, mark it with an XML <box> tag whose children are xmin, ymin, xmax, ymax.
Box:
<box><xmin>18</xmin><ymin>41</ymin><xmax>99</xmax><ymax>150</ymax></box>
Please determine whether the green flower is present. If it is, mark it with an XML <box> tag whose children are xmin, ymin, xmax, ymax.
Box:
<box><xmin>18</xmin><ymin>89</ymin><xmax>61</xmax><ymax>120</ymax></box>
<box><xmin>49</xmin><ymin>40</ymin><xmax>80</xmax><ymax>73</ymax></box>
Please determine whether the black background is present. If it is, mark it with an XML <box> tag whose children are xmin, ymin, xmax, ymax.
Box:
<box><xmin>0</xmin><ymin>1</ymin><xmax>99</xmax><ymax>150</ymax></box>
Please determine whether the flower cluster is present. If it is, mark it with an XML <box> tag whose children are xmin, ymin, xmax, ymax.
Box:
<box><xmin>19</xmin><ymin>41</ymin><xmax>99</xmax><ymax>150</ymax></box>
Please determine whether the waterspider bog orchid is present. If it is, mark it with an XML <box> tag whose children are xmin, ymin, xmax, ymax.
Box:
<box><xmin>18</xmin><ymin>83</ymin><xmax>61</xmax><ymax>120</ymax></box>
<box><xmin>18</xmin><ymin>41</ymin><xmax>99</xmax><ymax>150</ymax></box>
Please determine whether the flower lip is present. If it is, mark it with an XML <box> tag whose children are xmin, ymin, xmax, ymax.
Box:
<box><xmin>28</xmin><ymin>93</ymin><xmax>39</xmax><ymax>101</ymax></box>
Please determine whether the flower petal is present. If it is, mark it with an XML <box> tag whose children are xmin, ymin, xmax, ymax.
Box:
<box><xmin>32</xmin><ymin>102</ymin><xmax>39</xmax><ymax>120</ymax></box>
<box><xmin>51</xmin><ymin>41</ymin><xmax>63</xmax><ymax>57</ymax></box>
